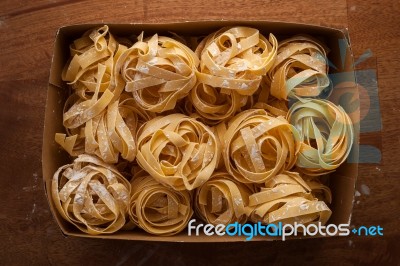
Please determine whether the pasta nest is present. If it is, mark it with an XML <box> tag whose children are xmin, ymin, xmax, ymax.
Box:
<box><xmin>118</xmin><ymin>33</ymin><xmax>200</xmax><ymax>113</ymax></box>
<box><xmin>286</xmin><ymin>99</ymin><xmax>354</xmax><ymax>176</ymax></box>
<box><xmin>268</xmin><ymin>35</ymin><xmax>331</xmax><ymax>100</ymax></box>
<box><xmin>56</xmin><ymin>93</ymin><xmax>154</xmax><ymax>163</ymax></box>
<box><xmin>136</xmin><ymin>114</ymin><xmax>220</xmax><ymax>190</ymax></box>
<box><xmin>221</xmin><ymin>109</ymin><xmax>301</xmax><ymax>184</ymax></box>
<box><xmin>51</xmin><ymin>154</ymin><xmax>131</xmax><ymax>235</ymax></box>
<box><xmin>195</xmin><ymin>171</ymin><xmax>254</xmax><ymax>226</ymax></box>
<box><xmin>249</xmin><ymin>171</ymin><xmax>332</xmax><ymax>226</ymax></box>
<box><xmin>129</xmin><ymin>173</ymin><xmax>193</xmax><ymax>236</ymax></box>
<box><xmin>188</xmin><ymin>27</ymin><xmax>278</xmax><ymax>123</ymax></box>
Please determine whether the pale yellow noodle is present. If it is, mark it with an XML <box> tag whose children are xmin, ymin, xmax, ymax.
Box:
<box><xmin>195</xmin><ymin>171</ymin><xmax>254</xmax><ymax>226</ymax></box>
<box><xmin>117</xmin><ymin>33</ymin><xmax>199</xmax><ymax>113</ymax></box>
<box><xmin>136</xmin><ymin>113</ymin><xmax>220</xmax><ymax>191</ymax></box>
<box><xmin>51</xmin><ymin>154</ymin><xmax>131</xmax><ymax>235</ymax></box>
<box><xmin>223</xmin><ymin>109</ymin><xmax>301</xmax><ymax>184</ymax></box>
<box><xmin>188</xmin><ymin>27</ymin><xmax>278</xmax><ymax>124</ymax></box>
<box><xmin>56</xmin><ymin>93</ymin><xmax>155</xmax><ymax>163</ymax></box>
<box><xmin>303</xmin><ymin>174</ymin><xmax>332</xmax><ymax>204</ymax></box>
<box><xmin>253</xmin><ymin>78</ymin><xmax>289</xmax><ymax>117</ymax></box>
<box><xmin>268</xmin><ymin>35</ymin><xmax>331</xmax><ymax>100</ymax></box>
<box><xmin>249</xmin><ymin>171</ymin><xmax>332</xmax><ymax>226</ymax></box>
<box><xmin>129</xmin><ymin>173</ymin><xmax>193</xmax><ymax>236</ymax></box>
<box><xmin>62</xmin><ymin>25</ymin><xmax>127</xmax><ymax>101</ymax></box>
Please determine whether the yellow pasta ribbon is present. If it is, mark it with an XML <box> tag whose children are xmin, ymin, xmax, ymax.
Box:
<box><xmin>129</xmin><ymin>173</ymin><xmax>193</xmax><ymax>236</ymax></box>
<box><xmin>136</xmin><ymin>113</ymin><xmax>220</xmax><ymax>191</ymax></box>
<box><xmin>253</xmin><ymin>78</ymin><xmax>289</xmax><ymax>117</ymax></box>
<box><xmin>62</xmin><ymin>25</ymin><xmax>127</xmax><ymax>101</ymax></box>
<box><xmin>56</xmin><ymin>93</ymin><xmax>155</xmax><ymax>163</ymax></box>
<box><xmin>55</xmin><ymin>93</ymin><xmax>86</xmax><ymax>156</ymax></box>
<box><xmin>303</xmin><ymin>174</ymin><xmax>332</xmax><ymax>204</ymax></box>
<box><xmin>287</xmin><ymin>99</ymin><xmax>354</xmax><ymax>176</ymax></box>
<box><xmin>188</xmin><ymin>27</ymin><xmax>278</xmax><ymax>123</ymax></box>
<box><xmin>223</xmin><ymin>109</ymin><xmax>301</xmax><ymax>184</ymax></box>
<box><xmin>116</xmin><ymin>33</ymin><xmax>199</xmax><ymax>113</ymax></box>
<box><xmin>195</xmin><ymin>171</ymin><xmax>254</xmax><ymax>226</ymax></box>
<box><xmin>51</xmin><ymin>154</ymin><xmax>131</xmax><ymax>235</ymax></box>
<box><xmin>57</xmin><ymin>26</ymin><xmax>126</xmax><ymax>157</ymax></box>
<box><xmin>249</xmin><ymin>171</ymin><xmax>332</xmax><ymax>226</ymax></box>
<box><xmin>268</xmin><ymin>35</ymin><xmax>331</xmax><ymax>100</ymax></box>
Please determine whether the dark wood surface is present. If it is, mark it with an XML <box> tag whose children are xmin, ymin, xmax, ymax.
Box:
<box><xmin>0</xmin><ymin>0</ymin><xmax>399</xmax><ymax>265</ymax></box>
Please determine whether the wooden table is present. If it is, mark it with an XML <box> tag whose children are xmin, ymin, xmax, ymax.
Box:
<box><xmin>0</xmin><ymin>0</ymin><xmax>399</xmax><ymax>264</ymax></box>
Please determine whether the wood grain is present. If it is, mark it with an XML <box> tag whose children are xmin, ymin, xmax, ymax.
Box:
<box><xmin>0</xmin><ymin>0</ymin><xmax>399</xmax><ymax>265</ymax></box>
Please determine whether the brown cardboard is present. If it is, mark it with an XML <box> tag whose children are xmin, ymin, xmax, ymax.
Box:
<box><xmin>42</xmin><ymin>21</ymin><xmax>359</xmax><ymax>242</ymax></box>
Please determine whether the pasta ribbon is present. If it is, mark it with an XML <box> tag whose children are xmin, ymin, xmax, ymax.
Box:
<box><xmin>195</xmin><ymin>171</ymin><xmax>254</xmax><ymax>226</ymax></box>
<box><xmin>57</xmin><ymin>26</ymin><xmax>131</xmax><ymax>158</ymax></box>
<box><xmin>223</xmin><ymin>109</ymin><xmax>301</xmax><ymax>184</ymax></box>
<box><xmin>188</xmin><ymin>27</ymin><xmax>278</xmax><ymax>123</ymax></box>
<box><xmin>56</xmin><ymin>93</ymin><xmax>155</xmax><ymax>163</ymax></box>
<box><xmin>55</xmin><ymin>93</ymin><xmax>86</xmax><ymax>156</ymax></box>
<box><xmin>303</xmin><ymin>174</ymin><xmax>332</xmax><ymax>204</ymax></box>
<box><xmin>287</xmin><ymin>99</ymin><xmax>354</xmax><ymax>175</ymax></box>
<box><xmin>62</xmin><ymin>25</ymin><xmax>127</xmax><ymax>101</ymax></box>
<box><xmin>249</xmin><ymin>171</ymin><xmax>332</xmax><ymax>226</ymax></box>
<box><xmin>268</xmin><ymin>35</ymin><xmax>331</xmax><ymax>100</ymax></box>
<box><xmin>51</xmin><ymin>154</ymin><xmax>131</xmax><ymax>235</ymax></box>
<box><xmin>136</xmin><ymin>114</ymin><xmax>220</xmax><ymax>191</ymax></box>
<box><xmin>129</xmin><ymin>173</ymin><xmax>193</xmax><ymax>236</ymax></box>
<box><xmin>117</xmin><ymin>33</ymin><xmax>199</xmax><ymax>113</ymax></box>
<box><xmin>253</xmin><ymin>78</ymin><xmax>289</xmax><ymax>117</ymax></box>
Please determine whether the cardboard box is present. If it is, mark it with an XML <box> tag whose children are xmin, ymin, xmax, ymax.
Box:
<box><xmin>42</xmin><ymin>21</ymin><xmax>359</xmax><ymax>241</ymax></box>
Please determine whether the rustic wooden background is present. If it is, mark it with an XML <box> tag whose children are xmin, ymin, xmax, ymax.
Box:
<box><xmin>0</xmin><ymin>0</ymin><xmax>399</xmax><ymax>265</ymax></box>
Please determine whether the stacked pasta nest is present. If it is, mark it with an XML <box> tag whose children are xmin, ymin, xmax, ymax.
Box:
<box><xmin>52</xmin><ymin>25</ymin><xmax>354</xmax><ymax>236</ymax></box>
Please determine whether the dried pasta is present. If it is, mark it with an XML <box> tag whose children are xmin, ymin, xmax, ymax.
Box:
<box><xmin>56</xmin><ymin>93</ymin><xmax>154</xmax><ymax>163</ymax></box>
<box><xmin>51</xmin><ymin>154</ymin><xmax>131</xmax><ymax>235</ymax></box>
<box><xmin>253</xmin><ymin>78</ymin><xmax>289</xmax><ymax>117</ymax></box>
<box><xmin>136</xmin><ymin>114</ymin><xmax>220</xmax><ymax>191</ymax></box>
<box><xmin>195</xmin><ymin>171</ymin><xmax>254</xmax><ymax>226</ymax></box>
<box><xmin>303</xmin><ymin>175</ymin><xmax>332</xmax><ymax>204</ymax></box>
<box><xmin>188</xmin><ymin>27</ymin><xmax>278</xmax><ymax>123</ymax></box>
<box><xmin>52</xmin><ymin>25</ymin><xmax>356</xmax><ymax>237</ymax></box>
<box><xmin>287</xmin><ymin>99</ymin><xmax>354</xmax><ymax>175</ymax></box>
<box><xmin>222</xmin><ymin>109</ymin><xmax>301</xmax><ymax>184</ymax></box>
<box><xmin>268</xmin><ymin>35</ymin><xmax>331</xmax><ymax>100</ymax></box>
<box><xmin>129</xmin><ymin>173</ymin><xmax>193</xmax><ymax>235</ymax></box>
<box><xmin>117</xmin><ymin>33</ymin><xmax>199</xmax><ymax>113</ymax></box>
<box><xmin>249</xmin><ymin>171</ymin><xmax>332</xmax><ymax>226</ymax></box>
